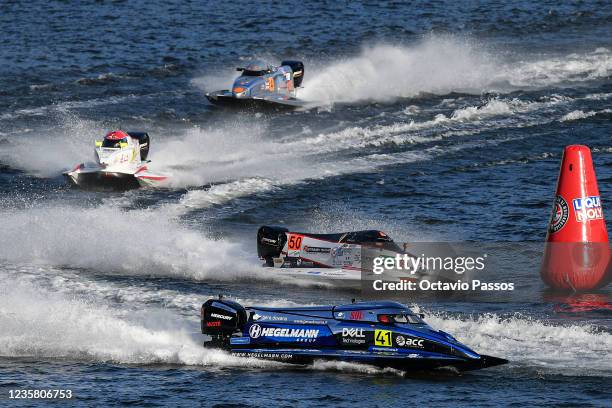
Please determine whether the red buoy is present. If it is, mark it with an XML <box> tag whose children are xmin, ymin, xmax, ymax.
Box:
<box><xmin>541</xmin><ymin>145</ymin><xmax>611</xmax><ymax>291</ymax></box>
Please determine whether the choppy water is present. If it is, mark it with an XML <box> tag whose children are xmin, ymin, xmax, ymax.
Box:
<box><xmin>1</xmin><ymin>1</ymin><xmax>611</xmax><ymax>406</ymax></box>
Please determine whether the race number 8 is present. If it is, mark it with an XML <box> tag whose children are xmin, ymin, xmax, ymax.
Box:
<box><xmin>287</xmin><ymin>235</ymin><xmax>302</xmax><ymax>250</ymax></box>
<box><xmin>374</xmin><ymin>330</ymin><xmax>392</xmax><ymax>346</ymax></box>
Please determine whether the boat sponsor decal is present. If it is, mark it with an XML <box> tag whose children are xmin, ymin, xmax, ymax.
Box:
<box><xmin>370</xmin><ymin>346</ymin><xmax>398</xmax><ymax>352</ymax></box>
<box><xmin>293</xmin><ymin>319</ymin><xmax>327</xmax><ymax>324</ymax></box>
<box><xmin>342</xmin><ymin>328</ymin><xmax>365</xmax><ymax>338</ymax></box>
<box><xmin>251</xmin><ymin>314</ymin><xmax>288</xmax><ymax>322</ymax></box>
<box><xmin>374</xmin><ymin>329</ymin><xmax>392</xmax><ymax>347</ymax></box>
<box><xmin>210</xmin><ymin>313</ymin><xmax>233</xmax><ymax>320</ymax></box>
<box><xmin>341</xmin><ymin>327</ymin><xmax>367</xmax><ymax>344</ymax></box>
<box><xmin>303</xmin><ymin>246</ymin><xmax>331</xmax><ymax>254</ymax></box>
<box><xmin>248</xmin><ymin>324</ymin><xmax>320</xmax><ymax>342</ymax></box>
<box><xmin>395</xmin><ymin>335</ymin><xmax>425</xmax><ymax>348</ymax></box>
<box><xmin>572</xmin><ymin>196</ymin><xmax>603</xmax><ymax>222</ymax></box>
<box><xmin>230</xmin><ymin>337</ymin><xmax>250</xmax><ymax>345</ymax></box>
<box><xmin>549</xmin><ymin>195</ymin><xmax>569</xmax><ymax>233</ymax></box>
<box><xmin>349</xmin><ymin>311</ymin><xmax>364</xmax><ymax>320</ymax></box>
<box><xmin>231</xmin><ymin>352</ymin><xmax>293</xmax><ymax>360</ymax></box>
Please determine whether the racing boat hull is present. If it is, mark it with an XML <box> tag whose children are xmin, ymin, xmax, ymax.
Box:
<box><xmin>200</xmin><ymin>299</ymin><xmax>508</xmax><ymax>373</ymax></box>
<box><xmin>64</xmin><ymin>164</ymin><xmax>167</xmax><ymax>190</ymax></box>
<box><xmin>229</xmin><ymin>349</ymin><xmax>508</xmax><ymax>372</ymax></box>
<box><xmin>206</xmin><ymin>90</ymin><xmax>306</xmax><ymax>110</ymax></box>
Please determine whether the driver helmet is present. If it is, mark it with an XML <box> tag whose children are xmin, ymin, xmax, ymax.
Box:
<box><xmin>105</xmin><ymin>130</ymin><xmax>129</xmax><ymax>140</ymax></box>
<box><xmin>245</xmin><ymin>60</ymin><xmax>271</xmax><ymax>73</ymax></box>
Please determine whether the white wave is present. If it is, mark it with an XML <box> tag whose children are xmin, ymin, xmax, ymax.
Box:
<box><xmin>298</xmin><ymin>38</ymin><xmax>612</xmax><ymax>105</ymax></box>
<box><xmin>0</xmin><ymin>278</ymin><xmax>278</xmax><ymax>368</ymax></box>
<box><xmin>311</xmin><ymin>360</ymin><xmax>405</xmax><ymax>376</ymax></box>
<box><xmin>168</xmin><ymin>178</ymin><xmax>279</xmax><ymax>216</ymax></box>
<box><xmin>560</xmin><ymin>109</ymin><xmax>611</xmax><ymax>122</ymax></box>
<box><xmin>0</xmin><ymin>204</ymin><xmax>258</xmax><ymax>280</ymax></box>
<box><xmin>0</xmin><ymin>111</ymin><xmax>106</xmax><ymax>177</ymax></box>
<box><xmin>153</xmin><ymin>122</ymin><xmax>311</xmax><ymax>188</ymax></box>
<box><xmin>0</xmin><ymin>94</ymin><xmax>139</xmax><ymax>121</ymax></box>
<box><xmin>508</xmin><ymin>48</ymin><xmax>612</xmax><ymax>88</ymax></box>
<box><xmin>0</xmin><ymin>263</ymin><xmax>310</xmax><ymax>320</ymax></box>
<box><xmin>160</xmin><ymin>97</ymin><xmax>551</xmax><ymax>212</ymax></box>
<box><xmin>3</xmin><ymin>274</ymin><xmax>609</xmax><ymax>376</ymax></box>
<box><xmin>426</xmin><ymin>311</ymin><xmax>612</xmax><ymax>376</ymax></box>
<box><xmin>301</xmin><ymin>37</ymin><xmax>497</xmax><ymax>105</ymax></box>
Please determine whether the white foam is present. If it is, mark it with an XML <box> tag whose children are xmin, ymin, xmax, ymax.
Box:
<box><xmin>0</xmin><ymin>263</ymin><xmax>316</xmax><ymax>319</ymax></box>
<box><xmin>161</xmin><ymin>99</ymin><xmax>551</xmax><ymax>212</ymax></box>
<box><xmin>426</xmin><ymin>311</ymin><xmax>612</xmax><ymax>376</ymax></box>
<box><xmin>0</xmin><ymin>111</ymin><xmax>105</xmax><ymax>177</ymax></box>
<box><xmin>152</xmin><ymin>122</ymin><xmax>311</xmax><ymax>188</ymax></box>
<box><xmin>560</xmin><ymin>109</ymin><xmax>611</xmax><ymax>122</ymax></box>
<box><xmin>311</xmin><ymin>360</ymin><xmax>405</xmax><ymax>376</ymax></box>
<box><xmin>301</xmin><ymin>37</ymin><xmax>497</xmax><ymax>105</ymax></box>
<box><xmin>299</xmin><ymin>38</ymin><xmax>612</xmax><ymax>105</ymax></box>
<box><xmin>0</xmin><ymin>278</ymin><xmax>278</xmax><ymax>368</ymax></box>
<box><xmin>168</xmin><ymin>178</ymin><xmax>279</xmax><ymax>216</ymax></box>
<box><xmin>0</xmin><ymin>204</ymin><xmax>257</xmax><ymax>280</ymax></box>
<box><xmin>507</xmin><ymin>49</ymin><xmax>612</xmax><ymax>88</ymax></box>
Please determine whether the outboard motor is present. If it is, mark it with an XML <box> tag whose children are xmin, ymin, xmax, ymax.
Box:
<box><xmin>281</xmin><ymin>61</ymin><xmax>305</xmax><ymax>87</ymax></box>
<box><xmin>127</xmin><ymin>132</ymin><xmax>150</xmax><ymax>161</ymax></box>
<box><xmin>257</xmin><ymin>226</ymin><xmax>289</xmax><ymax>266</ymax></box>
<box><xmin>201</xmin><ymin>298</ymin><xmax>247</xmax><ymax>348</ymax></box>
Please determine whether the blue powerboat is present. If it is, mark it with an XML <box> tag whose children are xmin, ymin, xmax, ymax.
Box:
<box><xmin>205</xmin><ymin>60</ymin><xmax>305</xmax><ymax>109</ymax></box>
<box><xmin>200</xmin><ymin>298</ymin><xmax>507</xmax><ymax>372</ymax></box>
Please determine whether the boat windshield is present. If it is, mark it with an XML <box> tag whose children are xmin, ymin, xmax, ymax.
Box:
<box><xmin>393</xmin><ymin>314</ymin><xmax>424</xmax><ymax>324</ymax></box>
<box><xmin>242</xmin><ymin>70</ymin><xmax>265</xmax><ymax>77</ymax></box>
<box><xmin>102</xmin><ymin>138</ymin><xmax>128</xmax><ymax>148</ymax></box>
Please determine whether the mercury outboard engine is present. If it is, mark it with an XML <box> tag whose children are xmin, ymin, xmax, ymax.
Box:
<box><xmin>201</xmin><ymin>298</ymin><xmax>247</xmax><ymax>348</ymax></box>
<box><xmin>257</xmin><ymin>226</ymin><xmax>289</xmax><ymax>266</ymax></box>
<box><xmin>281</xmin><ymin>60</ymin><xmax>305</xmax><ymax>87</ymax></box>
<box><xmin>127</xmin><ymin>131</ymin><xmax>150</xmax><ymax>161</ymax></box>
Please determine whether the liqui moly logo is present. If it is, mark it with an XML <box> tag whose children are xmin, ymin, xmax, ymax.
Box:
<box><xmin>572</xmin><ymin>196</ymin><xmax>603</xmax><ymax>222</ymax></box>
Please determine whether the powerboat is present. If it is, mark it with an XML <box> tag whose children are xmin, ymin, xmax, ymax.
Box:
<box><xmin>200</xmin><ymin>297</ymin><xmax>508</xmax><ymax>372</ymax></box>
<box><xmin>206</xmin><ymin>60</ymin><xmax>306</xmax><ymax>109</ymax></box>
<box><xmin>63</xmin><ymin>130</ymin><xmax>167</xmax><ymax>189</ymax></box>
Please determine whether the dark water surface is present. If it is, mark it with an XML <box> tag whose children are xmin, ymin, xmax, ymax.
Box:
<box><xmin>1</xmin><ymin>1</ymin><xmax>611</xmax><ymax>407</ymax></box>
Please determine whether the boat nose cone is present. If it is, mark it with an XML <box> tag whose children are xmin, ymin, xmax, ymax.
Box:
<box><xmin>232</xmin><ymin>86</ymin><xmax>249</xmax><ymax>98</ymax></box>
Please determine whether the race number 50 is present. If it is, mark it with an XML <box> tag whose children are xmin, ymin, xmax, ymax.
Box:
<box><xmin>287</xmin><ymin>235</ymin><xmax>302</xmax><ymax>250</ymax></box>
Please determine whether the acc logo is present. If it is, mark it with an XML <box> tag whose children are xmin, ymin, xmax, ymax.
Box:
<box><xmin>572</xmin><ymin>196</ymin><xmax>603</xmax><ymax>222</ymax></box>
<box><xmin>549</xmin><ymin>196</ymin><xmax>569</xmax><ymax>233</ymax></box>
<box><xmin>249</xmin><ymin>324</ymin><xmax>262</xmax><ymax>338</ymax></box>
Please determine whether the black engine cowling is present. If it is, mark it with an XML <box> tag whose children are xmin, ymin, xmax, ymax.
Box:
<box><xmin>127</xmin><ymin>131</ymin><xmax>150</xmax><ymax>161</ymax></box>
<box><xmin>201</xmin><ymin>299</ymin><xmax>247</xmax><ymax>347</ymax></box>
<box><xmin>257</xmin><ymin>226</ymin><xmax>289</xmax><ymax>266</ymax></box>
<box><xmin>281</xmin><ymin>60</ymin><xmax>305</xmax><ymax>87</ymax></box>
